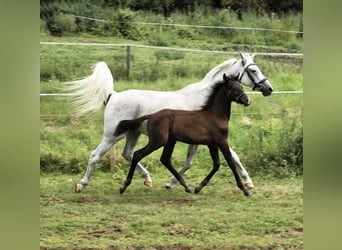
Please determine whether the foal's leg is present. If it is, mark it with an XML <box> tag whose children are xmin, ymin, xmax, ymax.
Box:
<box><xmin>121</xmin><ymin>131</ymin><xmax>153</xmax><ymax>188</ymax></box>
<box><xmin>219</xmin><ymin>143</ymin><xmax>250</xmax><ymax>196</ymax></box>
<box><xmin>120</xmin><ymin>142</ymin><xmax>162</xmax><ymax>194</ymax></box>
<box><xmin>230</xmin><ymin>147</ymin><xmax>254</xmax><ymax>189</ymax></box>
<box><xmin>75</xmin><ymin>135</ymin><xmax>122</xmax><ymax>192</ymax></box>
<box><xmin>166</xmin><ymin>145</ymin><xmax>254</xmax><ymax>190</ymax></box>
<box><xmin>194</xmin><ymin>145</ymin><xmax>220</xmax><ymax>193</ymax></box>
<box><xmin>160</xmin><ymin>140</ymin><xmax>192</xmax><ymax>193</ymax></box>
<box><xmin>165</xmin><ymin>144</ymin><xmax>199</xmax><ymax>189</ymax></box>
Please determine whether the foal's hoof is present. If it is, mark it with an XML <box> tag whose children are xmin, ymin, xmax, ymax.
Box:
<box><xmin>243</xmin><ymin>190</ymin><xmax>250</xmax><ymax>196</ymax></box>
<box><xmin>75</xmin><ymin>184</ymin><xmax>83</xmax><ymax>193</ymax></box>
<box><xmin>119</xmin><ymin>187</ymin><xmax>126</xmax><ymax>194</ymax></box>
<box><xmin>185</xmin><ymin>188</ymin><xmax>192</xmax><ymax>193</ymax></box>
<box><xmin>144</xmin><ymin>180</ymin><xmax>153</xmax><ymax>188</ymax></box>
<box><xmin>244</xmin><ymin>181</ymin><xmax>255</xmax><ymax>189</ymax></box>
<box><xmin>194</xmin><ymin>187</ymin><xmax>201</xmax><ymax>194</ymax></box>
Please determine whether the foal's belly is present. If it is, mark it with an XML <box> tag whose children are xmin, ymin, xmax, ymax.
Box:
<box><xmin>172</xmin><ymin>114</ymin><xmax>213</xmax><ymax>145</ymax></box>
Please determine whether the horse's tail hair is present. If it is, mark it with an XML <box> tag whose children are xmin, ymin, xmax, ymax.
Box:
<box><xmin>64</xmin><ymin>62</ymin><xmax>114</xmax><ymax>117</ymax></box>
<box><xmin>114</xmin><ymin>116</ymin><xmax>150</xmax><ymax>136</ymax></box>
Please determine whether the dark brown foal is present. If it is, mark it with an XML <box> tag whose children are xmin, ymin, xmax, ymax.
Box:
<box><xmin>114</xmin><ymin>74</ymin><xmax>251</xmax><ymax>196</ymax></box>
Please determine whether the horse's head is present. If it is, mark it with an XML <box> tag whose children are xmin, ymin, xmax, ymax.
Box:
<box><xmin>223</xmin><ymin>74</ymin><xmax>251</xmax><ymax>106</ymax></box>
<box><xmin>233</xmin><ymin>52</ymin><xmax>273</xmax><ymax>96</ymax></box>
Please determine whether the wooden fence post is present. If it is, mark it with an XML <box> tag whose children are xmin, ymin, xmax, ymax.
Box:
<box><xmin>109</xmin><ymin>146</ymin><xmax>117</xmax><ymax>167</ymax></box>
<box><xmin>126</xmin><ymin>45</ymin><xmax>131</xmax><ymax>80</ymax></box>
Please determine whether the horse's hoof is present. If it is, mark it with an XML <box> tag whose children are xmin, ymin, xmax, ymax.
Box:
<box><xmin>75</xmin><ymin>184</ymin><xmax>83</xmax><ymax>193</ymax></box>
<box><xmin>144</xmin><ymin>180</ymin><xmax>153</xmax><ymax>188</ymax></box>
<box><xmin>244</xmin><ymin>190</ymin><xmax>250</xmax><ymax>196</ymax></box>
<box><xmin>245</xmin><ymin>182</ymin><xmax>255</xmax><ymax>189</ymax></box>
<box><xmin>185</xmin><ymin>188</ymin><xmax>192</xmax><ymax>193</ymax></box>
<box><xmin>165</xmin><ymin>183</ymin><xmax>174</xmax><ymax>189</ymax></box>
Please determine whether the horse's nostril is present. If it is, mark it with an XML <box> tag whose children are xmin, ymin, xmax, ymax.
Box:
<box><xmin>269</xmin><ymin>87</ymin><xmax>273</xmax><ymax>92</ymax></box>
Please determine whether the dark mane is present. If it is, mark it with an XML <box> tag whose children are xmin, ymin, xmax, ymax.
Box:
<box><xmin>201</xmin><ymin>79</ymin><xmax>226</xmax><ymax>110</ymax></box>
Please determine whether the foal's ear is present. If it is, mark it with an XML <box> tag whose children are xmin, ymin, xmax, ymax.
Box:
<box><xmin>223</xmin><ymin>73</ymin><xmax>233</xmax><ymax>82</ymax></box>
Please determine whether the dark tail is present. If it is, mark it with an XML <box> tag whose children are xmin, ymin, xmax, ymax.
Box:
<box><xmin>114</xmin><ymin>115</ymin><xmax>150</xmax><ymax>136</ymax></box>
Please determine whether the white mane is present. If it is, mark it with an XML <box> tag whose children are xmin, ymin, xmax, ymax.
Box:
<box><xmin>179</xmin><ymin>58</ymin><xmax>238</xmax><ymax>94</ymax></box>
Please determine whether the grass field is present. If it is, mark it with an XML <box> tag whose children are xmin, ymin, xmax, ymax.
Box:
<box><xmin>40</xmin><ymin>171</ymin><xmax>303</xmax><ymax>249</ymax></box>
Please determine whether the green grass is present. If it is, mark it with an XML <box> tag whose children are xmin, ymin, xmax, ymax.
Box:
<box><xmin>40</xmin><ymin>172</ymin><xmax>302</xmax><ymax>249</ymax></box>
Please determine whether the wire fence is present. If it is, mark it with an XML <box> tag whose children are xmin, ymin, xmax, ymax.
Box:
<box><xmin>73</xmin><ymin>14</ymin><xmax>303</xmax><ymax>34</ymax></box>
<box><xmin>40</xmin><ymin>42</ymin><xmax>303</xmax><ymax>57</ymax></box>
<box><xmin>40</xmin><ymin>41</ymin><xmax>303</xmax><ymax>119</ymax></box>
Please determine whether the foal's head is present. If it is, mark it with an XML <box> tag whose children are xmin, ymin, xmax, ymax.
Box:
<box><xmin>223</xmin><ymin>73</ymin><xmax>251</xmax><ymax>107</ymax></box>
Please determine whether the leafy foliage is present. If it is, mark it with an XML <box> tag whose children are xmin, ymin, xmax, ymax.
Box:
<box><xmin>40</xmin><ymin>1</ymin><xmax>302</xmax><ymax>45</ymax></box>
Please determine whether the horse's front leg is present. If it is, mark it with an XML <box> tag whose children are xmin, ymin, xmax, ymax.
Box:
<box><xmin>220</xmin><ymin>143</ymin><xmax>250</xmax><ymax>196</ymax></box>
<box><xmin>165</xmin><ymin>144</ymin><xmax>199</xmax><ymax>189</ymax></box>
<box><xmin>75</xmin><ymin>136</ymin><xmax>120</xmax><ymax>193</ymax></box>
<box><xmin>121</xmin><ymin>131</ymin><xmax>153</xmax><ymax>188</ymax></box>
<box><xmin>229</xmin><ymin>147</ymin><xmax>254</xmax><ymax>189</ymax></box>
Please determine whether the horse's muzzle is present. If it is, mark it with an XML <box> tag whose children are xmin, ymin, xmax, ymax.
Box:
<box><xmin>261</xmin><ymin>87</ymin><xmax>273</xmax><ymax>96</ymax></box>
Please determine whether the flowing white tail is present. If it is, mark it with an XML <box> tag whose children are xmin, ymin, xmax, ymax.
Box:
<box><xmin>64</xmin><ymin>62</ymin><xmax>114</xmax><ymax>116</ymax></box>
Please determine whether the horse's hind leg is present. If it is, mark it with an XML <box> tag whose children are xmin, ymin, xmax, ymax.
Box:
<box><xmin>220</xmin><ymin>143</ymin><xmax>250</xmax><ymax>196</ymax></box>
<box><xmin>161</xmin><ymin>140</ymin><xmax>191</xmax><ymax>193</ymax></box>
<box><xmin>75</xmin><ymin>135</ymin><xmax>122</xmax><ymax>193</ymax></box>
<box><xmin>165</xmin><ymin>144</ymin><xmax>199</xmax><ymax>189</ymax></box>
<box><xmin>121</xmin><ymin>131</ymin><xmax>153</xmax><ymax>188</ymax></box>
<box><xmin>194</xmin><ymin>145</ymin><xmax>220</xmax><ymax>193</ymax></box>
<box><xmin>230</xmin><ymin>147</ymin><xmax>254</xmax><ymax>189</ymax></box>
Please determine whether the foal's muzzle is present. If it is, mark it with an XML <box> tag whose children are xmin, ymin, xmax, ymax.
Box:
<box><xmin>244</xmin><ymin>97</ymin><xmax>252</xmax><ymax>106</ymax></box>
<box><xmin>237</xmin><ymin>94</ymin><xmax>251</xmax><ymax>106</ymax></box>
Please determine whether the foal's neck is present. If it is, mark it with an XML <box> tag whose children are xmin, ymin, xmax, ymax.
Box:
<box><xmin>206</xmin><ymin>88</ymin><xmax>232</xmax><ymax>121</ymax></box>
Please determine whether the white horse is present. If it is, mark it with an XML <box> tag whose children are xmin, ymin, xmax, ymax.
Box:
<box><xmin>66</xmin><ymin>52</ymin><xmax>273</xmax><ymax>193</ymax></box>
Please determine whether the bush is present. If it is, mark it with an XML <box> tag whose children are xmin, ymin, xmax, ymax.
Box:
<box><xmin>113</xmin><ymin>9</ymin><xmax>142</xmax><ymax>40</ymax></box>
<box><xmin>148</xmin><ymin>32</ymin><xmax>171</xmax><ymax>47</ymax></box>
<box><xmin>55</xmin><ymin>14</ymin><xmax>77</xmax><ymax>34</ymax></box>
<box><xmin>243</xmin><ymin>118</ymin><xmax>303</xmax><ymax>178</ymax></box>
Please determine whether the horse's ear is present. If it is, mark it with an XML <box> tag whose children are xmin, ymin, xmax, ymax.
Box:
<box><xmin>251</xmin><ymin>53</ymin><xmax>256</xmax><ymax>60</ymax></box>
<box><xmin>239</xmin><ymin>51</ymin><xmax>246</xmax><ymax>65</ymax></box>
<box><xmin>233</xmin><ymin>73</ymin><xmax>240</xmax><ymax>80</ymax></box>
